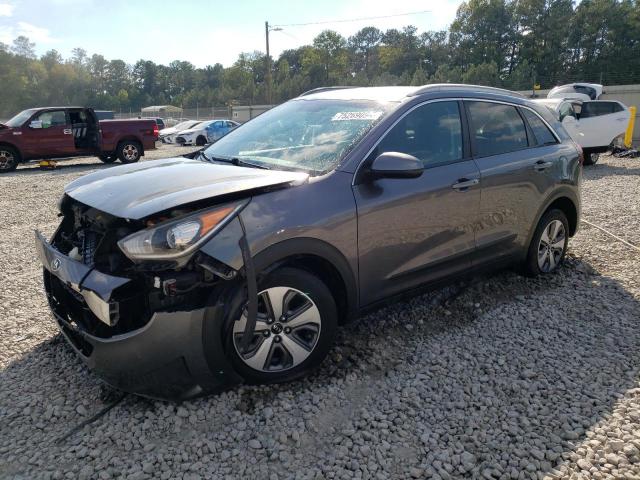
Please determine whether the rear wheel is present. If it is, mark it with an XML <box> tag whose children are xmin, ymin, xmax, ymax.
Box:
<box><xmin>583</xmin><ymin>152</ymin><xmax>600</xmax><ymax>166</ymax></box>
<box><xmin>225</xmin><ymin>267</ymin><xmax>337</xmax><ymax>384</ymax></box>
<box><xmin>0</xmin><ymin>146</ymin><xmax>19</xmax><ymax>173</ymax></box>
<box><xmin>524</xmin><ymin>209</ymin><xmax>569</xmax><ymax>276</ymax></box>
<box><xmin>117</xmin><ymin>141</ymin><xmax>142</xmax><ymax>163</ymax></box>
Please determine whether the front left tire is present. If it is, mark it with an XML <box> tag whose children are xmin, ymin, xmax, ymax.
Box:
<box><xmin>0</xmin><ymin>146</ymin><xmax>20</xmax><ymax>173</ymax></box>
<box><xmin>224</xmin><ymin>267</ymin><xmax>337</xmax><ymax>385</ymax></box>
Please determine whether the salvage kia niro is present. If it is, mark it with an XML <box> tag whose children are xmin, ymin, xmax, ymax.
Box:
<box><xmin>36</xmin><ymin>85</ymin><xmax>581</xmax><ymax>400</ymax></box>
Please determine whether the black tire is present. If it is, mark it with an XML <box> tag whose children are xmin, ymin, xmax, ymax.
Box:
<box><xmin>224</xmin><ymin>267</ymin><xmax>337</xmax><ymax>385</ymax></box>
<box><xmin>0</xmin><ymin>146</ymin><xmax>20</xmax><ymax>173</ymax></box>
<box><xmin>116</xmin><ymin>140</ymin><xmax>142</xmax><ymax>164</ymax></box>
<box><xmin>196</xmin><ymin>135</ymin><xmax>207</xmax><ymax>146</ymax></box>
<box><xmin>523</xmin><ymin>209</ymin><xmax>569</xmax><ymax>276</ymax></box>
<box><xmin>98</xmin><ymin>154</ymin><xmax>117</xmax><ymax>164</ymax></box>
<box><xmin>583</xmin><ymin>152</ymin><xmax>599</xmax><ymax>166</ymax></box>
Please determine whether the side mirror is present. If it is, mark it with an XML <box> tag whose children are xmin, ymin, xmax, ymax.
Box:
<box><xmin>369</xmin><ymin>152</ymin><xmax>424</xmax><ymax>179</ymax></box>
<box><xmin>29</xmin><ymin>120</ymin><xmax>43</xmax><ymax>129</ymax></box>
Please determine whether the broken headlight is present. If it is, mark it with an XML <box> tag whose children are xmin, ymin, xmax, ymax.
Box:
<box><xmin>118</xmin><ymin>203</ymin><xmax>242</xmax><ymax>261</ymax></box>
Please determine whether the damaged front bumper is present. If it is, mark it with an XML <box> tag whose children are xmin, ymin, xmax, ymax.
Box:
<box><xmin>35</xmin><ymin>230</ymin><xmax>242</xmax><ymax>400</ymax></box>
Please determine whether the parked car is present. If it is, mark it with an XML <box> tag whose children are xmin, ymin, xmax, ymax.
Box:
<box><xmin>206</xmin><ymin>120</ymin><xmax>239</xmax><ymax>142</ymax></box>
<box><xmin>174</xmin><ymin>120</ymin><xmax>214</xmax><ymax>146</ymax></box>
<box><xmin>0</xmin><ymin>107</ymin><xmax>158</xmax><ymax>172</ymax></box>
<box><xmin>548</xmin><ymin>82</ymin><xmax>603</xmax><ymax>101</ymax></box>
<box><xmin>175</xmin><ymin>120</ymin><xmax>239</xmax><ymax>146</ymax></box>
<box><xmin>36</xmin><ymin>85</ymin><xmax>581</xmax><ymax>399</ymax></box>
<box><xmin>140</xmin><ymin>117</ymin><xmax>165</xmax><ymax>131</ymax></box>
<box><xmin>534</xmin><ymin>98</ymin><xmax>630</xmax><ymax>165</ymax></box>
<box><xmin>159</xmin><ymin>120</ymin><xmax>200</xmax><ymax>144</ymax></box>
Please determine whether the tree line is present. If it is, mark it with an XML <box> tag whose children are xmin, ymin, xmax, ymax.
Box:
<box><xmin>1</xmin><ymin>0</ymin><xmax>639</xmax><ymax>117</ymax></box>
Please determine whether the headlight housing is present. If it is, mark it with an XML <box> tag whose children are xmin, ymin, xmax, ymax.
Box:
<box><xmin>118</xmin><ymin>202</ymin><xmax>243</xmax><ymax>261</ymax></box>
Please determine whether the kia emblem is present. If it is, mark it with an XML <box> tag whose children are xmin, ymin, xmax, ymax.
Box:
<box><xmin>51</xmin><ymin>258</ymin><xmax>61</xmax><ymax>272</ymax></box>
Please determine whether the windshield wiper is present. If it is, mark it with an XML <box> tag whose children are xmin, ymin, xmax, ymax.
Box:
<box><xmin>230</xmin><ymin>157</ymin><xmax>270</xmax><ymax>170</ymax></box>
<box><xmin>206</xmin><ymin>154</ymin><xmax>270</xmax><ymax>170</ymax></box>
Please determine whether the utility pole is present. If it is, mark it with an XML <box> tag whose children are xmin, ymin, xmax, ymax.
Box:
<box><xmin>264</xmin><ymin>21</ymin><xmax>282</xmax><ymax>105</ymax></box>
<box><xmin>265</xmin><ymin>21</ymin><xmax>272</xmax><ymax>105</ymax></box>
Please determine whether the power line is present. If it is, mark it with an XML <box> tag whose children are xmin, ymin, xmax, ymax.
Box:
<box><xmin>272</xmin><ymin>10</ymin><xmax>432</xmax><ymax>28</ymax></box>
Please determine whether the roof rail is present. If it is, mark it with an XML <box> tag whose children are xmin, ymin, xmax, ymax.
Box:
<box><xmin>298</xmin><ymin>86</ymin><xmax>358</xmax><ymax>97</ymax></box>
<box><xmin>409</xmin><ymin>84</ymin><xmax>525</xmax><ymax>98</ymax></box>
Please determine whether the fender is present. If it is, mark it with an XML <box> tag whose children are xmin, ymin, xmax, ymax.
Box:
<box><xmin>523</xmin><ymin>186</ymin><xmax>580</xmax><ymax>256</ymax></box>
<box><xmin>0</xmin><ymin>141</ymin><xmax>21</xmax><ymax>160</ymax></box>
<box><xmin>252</xmin><ymin>237</ymin><xmax>359</xmax><ymax>321</ymax></box>
<box><xmin>200</xmin><ymin>221</ymin><xmax>359</xmax><ymax>321</ymax></box>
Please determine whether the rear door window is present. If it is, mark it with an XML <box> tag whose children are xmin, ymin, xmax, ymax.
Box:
<box><xmin>375</xmin><ymin>101</ymin><xmax>463</xmax><ymax>168</ymax></box>
<box><xmin>522</xmin><ymin>109</ymin><xmax>557</xmax><ymax>146</ymax></box>
<box><xmin>466</xmin><ymin>101</ymin><xmax>528</xmax><ymax>157</ymax></box>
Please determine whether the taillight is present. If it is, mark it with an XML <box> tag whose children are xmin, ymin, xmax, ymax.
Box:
<box><xmin>573</xmin><ymin>141</ymin><xmax>584</xmax><ymax>165</ymax></box>
<box><xmin>153</xmin><ymin>124</ymin><xmax>159</xmax><ymax>138</ymax></box>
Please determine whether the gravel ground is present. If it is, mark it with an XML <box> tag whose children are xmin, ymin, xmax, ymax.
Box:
<box><xmin>1</xmin><ymin>150</ymin><xmax>639</xmax><ymax>480</ymax></box>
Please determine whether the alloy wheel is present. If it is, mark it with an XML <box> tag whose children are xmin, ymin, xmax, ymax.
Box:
<box><xmin>0</xmin><ymin>150</ymin><xmax>15</xmax><ymax>170</ymax></box>
<box><xmin>123</xmin><ymin>144</ymin><xmax>139</xmax><ymax>161</ymax></box>
<box><xmin>537</xmin><ymin>219</ymin><xmax>566</xmax><ymax>272</ymax></box>
<box><xmin>233</xmin><ymin>287</ymin><xmax>321</xmax><ymax>372</ymax></box>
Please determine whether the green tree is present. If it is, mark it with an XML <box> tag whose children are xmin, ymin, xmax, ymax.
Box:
<box><xmin>11</xmin><ymin>36</ymin><xmax>35</xmax><ymax>59</ymax></box>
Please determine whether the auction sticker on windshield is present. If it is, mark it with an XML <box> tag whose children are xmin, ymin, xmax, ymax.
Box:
<box><xmin>331</xmin><ymin>111</ymin><xmax>383</xmax><ymax>121</ymax></box>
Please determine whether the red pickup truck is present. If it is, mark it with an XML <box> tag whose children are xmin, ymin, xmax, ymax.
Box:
<box><xmin>0</xmin><ymin>107</ymin><xmax>158</xmax><ymax>173</ymax></box>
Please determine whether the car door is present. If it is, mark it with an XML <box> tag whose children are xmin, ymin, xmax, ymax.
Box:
<box><xmin>557</xmin><ymin>102</ymin><xmax>583</xmax><ymax>145</ymax></box>
<box><xmin>207</xmin><ymin>121</ymin><xmax>224</xmax><ymax>141</ymax></box>
<box><xmin>466</xmin><ymin>100</ymin><xmax>559</xmax><ymax>267</ymax></box>
<box><xmin>21</xmin><ymin>109</ymin><xmax>75</xmax><ymax>158</ymax></box>
<box><xmin>353</xmin><ymin>100</ymin><xmax>481</xmax><ymax>306</ymax></box>
<box><xmin>577</xmin><ymin>101</ymin><xmax>630</xmax><ymax>149</ymax></box>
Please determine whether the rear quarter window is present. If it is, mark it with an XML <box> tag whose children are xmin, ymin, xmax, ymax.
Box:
<box><xmin>522</xmin><ymin>109</ymin><xmax>557</xmax><ymax>146</ymax></box>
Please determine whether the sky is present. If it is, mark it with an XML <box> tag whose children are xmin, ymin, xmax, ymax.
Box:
<box><xmin>0</xmin><ymin>0</ymin><xmax>462</xmax><ymax>67</ymax></box>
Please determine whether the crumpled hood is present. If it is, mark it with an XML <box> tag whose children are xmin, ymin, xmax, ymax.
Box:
<box><xmin>64</xmin><ymin>158</ymin><xmax>308</xmax><ymax>219</ymax></box>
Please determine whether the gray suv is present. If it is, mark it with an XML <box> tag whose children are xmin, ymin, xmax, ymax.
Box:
<box><xmin>36</xmin><ymin>85</ymin><xmax>582</xmax><ymax>399</ymax></box>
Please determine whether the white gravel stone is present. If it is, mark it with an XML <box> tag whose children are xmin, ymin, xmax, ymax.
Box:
<box><xmin>1</xmin><ymin>151</ymin><xmax>640</xmax><ymax>479</ymax></box>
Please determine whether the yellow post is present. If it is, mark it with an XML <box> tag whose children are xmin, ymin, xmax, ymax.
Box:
<box><xmin>624</xmin><ymin>106</ymin><xmax>637</xmax><ymax>148</ymax></box>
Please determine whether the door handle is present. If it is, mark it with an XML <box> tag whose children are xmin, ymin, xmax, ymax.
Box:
<box><xmin>451</xmin><ymin>178</ymin><xmax>479</xmax><ymax>190</ymax></box>
<box><xmin>63</xmin><ymin>129</ymin><xmax>72</xmax><ymax>135</ymax></box>
<box><xmin>533</xmin><ymin>160</ymin><xmax>553</xmax><ymax>171</ymax></box>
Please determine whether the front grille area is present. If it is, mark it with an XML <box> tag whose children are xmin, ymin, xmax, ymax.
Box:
<box><xmin>44</xmin><ymin>269</ymin><xmax>150</xmax><ymax>339</ymax></box>
<box><xmin>81</xmin><ymin>230</ymin><xmax>98</xmax><ymax>267</ymax></box>
<box><xmin>47</xmin><ymin>196</ymin><xmax>218</xmax><ymax>340</ymax></box>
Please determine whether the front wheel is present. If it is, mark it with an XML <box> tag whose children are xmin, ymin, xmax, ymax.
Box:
<box><xmin>196</xmin><ymin>135</ymin><xmax>207</xmax><ymax>146</ymax></box>
<box><xmin>524</xmin><ymin>209</ymin><xmax>569</xmax><ymax>276</ymax></box>
<box><xmin>117</xmin><ymin>141</ymin><xmax>142</xmax><ymax>164</ymax></box>
<box><xmin>225</xmin><ymin>267</ymin><xmax>337</xmax><ymax>384</ymax></box>
<box><xmin>0</xmin><ymin>146</ymin><xmax>20</xmax><ymax>173</ymax></box>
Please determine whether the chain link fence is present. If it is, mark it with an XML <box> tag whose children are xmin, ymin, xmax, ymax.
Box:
<box><xmin>113</xmin><ymin>105</ymin><xmax>275</xmax><ymax>126</ymax></box>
